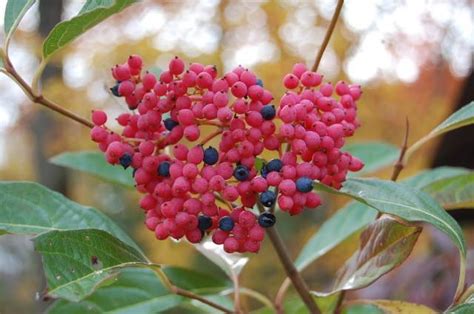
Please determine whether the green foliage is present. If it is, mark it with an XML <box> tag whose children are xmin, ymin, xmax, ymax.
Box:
<box><xmin>50</xmin><ymin>151</ymin><xmax>134</xmax><ymax>188</ymax></box>
<box><xmin>48</xmin><ymin>267</ymin><xmax>231</xmax><ymax>314</ymax></box>
<box><xmin>329</xmin><ymin>217</ymin><xmax>421</xmax><ymax>293</ymax></box>
<box><xmin>342</xmin><ymin>300</ymin><xmax>436</xmax><ymax>314</ymax></box>
<box><xmin>403</xmin><ymin>167</ymin><xmax>470</xmax><ymax>189</ymax></box>
<box><xmin>419</xmin><ymin>173</ymin><xmax>474</xmax><ymax>210</ymax></box>
<box><xmin>404</xmin><ymin>167</ymin><xmax>474</xmax><ymax>209</ymax></box>
<box><xmin>315</xmin><ymin>178</ymin><xmax>466</xmax><ymax>256</ymax></box>
<box><xmin>0</xmin><ymin>181</ymin><xmax>140</xmax><ymax>252</ymax></box>
<box><xmin>406</xmin><ymin>101</ymin><xmax>474</xmax><ymax>160</ymax></box>
<box><xmin>254</xmin><ymin>294</ymin><xmax>340</xmax><ymax>314</ymax></box>
<box><xmin>344</xmin><ymin>142</ymin><xmax>399</xmax><ymax>176</ymax></box>
<box><xmin>448</xmin><ymin>304</ymin><xmax>474</xmax><ymax>314</ymax></box>
<box><xmin>295</xmin><ymin>202</ymin><xmax>377</xmax><ymax>271</ymax></box>
<box><xmin>3</xmin><ymin>0</ymin><xmax>35</xmax><ymax>45</ymax></box>
<box><xmin>34</xmin><ymin>229</ymin><xmax>149</xmax><ymax>301</ymax></box>
<box><xmin>42</xmin><ymin>0</ymin><xmax>136</xmax><ymax>59</ymax></box>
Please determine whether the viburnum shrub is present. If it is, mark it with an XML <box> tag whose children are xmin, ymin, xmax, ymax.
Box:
<box><xmin>90</xmin><ymin>55</ymin><xmax>364</xmax><ymax>253</ymax></box>
<box><xmin>1</xmin><ymin>1</ymin><xmax>474</xmax><ymax>314</ymax></box>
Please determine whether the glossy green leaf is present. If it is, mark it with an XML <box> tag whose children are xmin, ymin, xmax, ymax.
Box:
<box><xmin>420</xmin><ymin>173</ymin><xmax>474</xmax><ymax>210</ymax></box>
<box><xmin>295</xmin><ymin>202</ymin><xmax>377</xmax><ymax>271</ymax></box>
<box><xmin>4</xmin><ymin>0</ymin><xmax>35</xmax><ymax>44</ymax></box>
<box><xmin>343</xmin><ymin>300</ymin><xmax>437</xmax><ymax>314</ymax></box>
<box><xmin>344</xmin><ymin>142</ymin><xmax>399</xmax><ymax>176</ymax></box>
<box><xmin>406</xmin><ymin>102</ymin><xmax>474</xmax><ymax>160</ymax></box>
<box><xmin>48</xmin><ymin>269</ymin><xmax>181</xmax><ymax>314</ymax></box>
<box><xmin>254</xmin><ymin>294</ymin><xmax>340</xmax><ymax>314</ymax></box>
<box><xmin>342</xmin><ymin>304</ymin><xmax>383</xmax><ymax>314</ymax></box>
<box><xmin>34</xmin><ymin>229</ymin><xmax>149</xmax><ymax>301</ymax></box>
<box><xmin>162</xmin><ymin>266</ymin><xmax>231</xmax><ymax>293</ymax></box>
<box><xmin>79</xmin><ymin>0</ymin><xmax>115</xmax><ymax>14</ymax></box>
<box><xmin>448</xmin><ymin>304</ymin><xmax>474</xmax><ymax>314</ymax></box>
<box><xmin>314</xmin><ymin>178</ymin><xmax>466</xmax><ymax>256</ymax></box>
<box><xmin>48</xmin><ymin>267</ymin><xmax>231</xmax><ymax>314</ymax></box>
<box><xmin>255</xmin><ymin>157</ymin><xmax>266</xmax><ymax>171</ymax></box>
<box><xmin>50</xmin><ymin>151</ymin><xmax>134</xmax><ymax>188</ymax></box>
<box><xmin>42</xmin><ymin>0</ymin><xmax>135</xmax><ymax>59</ymax></box>
<box><xmin>403</xmin><ymin>167</ymin><xmax>474</xmax><ymax>210</ymax></box>
<box><xmin>403</xmin><ymin>167</ymin><xmax>471</xmax><ymax>189</ymax></box>
<box><xmin>0</xmin><ymin>181</ymin><xmax>140</xmax><ymax>253</ymax></box>
<box><xmin>329</xmin><ymin>216</ymin><xmax>421</xmax><ymax>293</ymax></box>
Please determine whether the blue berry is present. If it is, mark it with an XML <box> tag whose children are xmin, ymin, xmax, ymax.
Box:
<box><xmin>258</xmin><ymin>212</ymin><xmax>276</xmax><ymax>228</ymax></box>
<box><xmin>234</xmin><ymin>165</ymin><xmax>250</xmax><ymax>181</ymax></box>
<box><xmin>296</xmin><ymin>177</ymin><xmax>313</xmax><ymax>193</ymax></box>
<box><xmin>164</xmin><ymin>118</ymin><xmax>179</xmax><ymax>131</ymax></box>
<box><xmin>266</xmin><ymin>159</ymin><xmax>283</xmax><ymax>173</ymax></box>
<box><xmin>157</xmin><ymin>161</ymin><xmax>171</xmax><ymax>177</ymax></box>
<box><xmin>219</xmin><ymin>216</ymin><xmax>234</xmax><ymax>231</ymax></box>
<box><xmin>260</xmin><ymin>105</ymin><xmax>276</xmax><ymax>120</ymax></box>
<box><xmin>203</xmin><ymin>146</ymin><xmax>219</xmax><ymax>165</ymax></box>
<box><xmin>259</xmin><ymin>190</ymin><xmax>276</xmax><ymax>207</ymax></box>
<box><xmin>110</xmin><ymin>83</ymin><xmax>120</xmax><ymax>97</ymax></box>
<box><xmin>119</xmin><ymin>153</ymin><xmax>132</xmax><ymax>169</ymax></box>
<box><xmin>198</xmin><ymin>215</ymin><xmax>213</xmax><ymax>231</ymax></box>
<box><xmin>256</xmin><ymin>79</ymin><xmax>264</xmax><ymax>87</ymax></box>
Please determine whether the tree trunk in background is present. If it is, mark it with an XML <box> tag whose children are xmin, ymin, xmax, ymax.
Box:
<box><xmin>432</xmin><ymin>69</ymin><xmax>474</xmax><ymax>220</ymax></box>
<box><xmin>31</xmin><ymin>0</ymin><xmax>66</xmax><ymax>193</ymax></box>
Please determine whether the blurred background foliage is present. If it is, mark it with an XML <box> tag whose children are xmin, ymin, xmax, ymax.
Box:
<box><xmin>0</xmin><ymin>0</ymin><xmax>473</xmax><ymax>313</ymax></box>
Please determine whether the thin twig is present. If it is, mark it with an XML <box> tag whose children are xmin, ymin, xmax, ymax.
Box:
<box><xmin>174</xmin><ymin>286</ymin><xmax>234</xmax><ymax>313</ymax></box>
<box><xmin>257</xmin><ymin>203</ymin><xmax>320</xmax><ymax>314</ymax></box>
<box><xmin>2</xmin><ymin>54</ymin><xmax>94</xmax><ymax>128</ymax></box>
<box><xmin>275</xmin><ymin>278</ymin><xmax>291</xmax><ymax>314</ymax></box>
<box><xmin>390</xmin><ymin>117</ymin><xmax>410</xmax><ymax>182</ymax></box>
<box><xmin>200</xmin><ymin>129</ymin><xmax>223</xmax><ymax>146</ymax></box>
<box><xmin>311</xmin><ymin>0</ymin><xmax>344</xmax><ymax>72</ymax></box>
<box><xmin>152</xmin><ymin>266</ymin><xmax>234</xmax><ymax>313</ymax></box>
<box><xmin>232</xmin><ymin>272</ymin><xmax>242</xmax><ymax>313</ymax></box>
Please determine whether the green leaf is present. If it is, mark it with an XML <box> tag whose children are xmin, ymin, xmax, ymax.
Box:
<box><xmin>162</xmin><ymin>267</ymin><xmax>231</xmax><ymax>293</ymax></box>
<box><xmin>42</xmin><ymin>0</ymin><xmax>135</xmax><ymax>59</ymax></box>
<box><xmin>0</xmin><ymin>181</ymin><xmax>141</xmax><ymax>253</ymax></box>
<box><xmin>419</xmin><ymin>173</ymin><xmax>474</xmax><ymax>210</ymax></box>
<box><xmin>344</xmin><ymin>142</ymin><xmax>399</xmax><ymax>176</ymax></box>
<box><xmin>255</xmin><ymin>157</ymin><xmax>266</xmax><ymax>172</ymax></box>
<box><xmin>295</xmin><ymin>202</ymin><xmax>377</xmax><ymax>271</ymax></box>
<box><xmin>314</xmin><ymin>178</ymin><xmax>466</xmax><ymax>256</ymax></box>
<box><xmin>329</xmin><ymin>216</ymin><xmax>421</xmax><ymax>293</ymax></box>
<box><xmin>4</xmin><ymin>0</ymin><xmax>36</xmax><ymax>44</ymax></box>
<box><xmin>50</xmin><ymin>151</ymin><xmax>134</xmax><ymax>188</ymax></box>
<box><xmin>48</xmin><ymin>267</ymin><xmax>232</xmax><ymax>314</ymax></box>
<box><xmin>342</xmin><ymin>304</ymin><xmax>383</xmax><ymax>314</ymax></box>
<box><xmin>342</xmin><ymin>300</ymin><xmax>436</xmax><ymax>314</ymax></box>
<box><xmin>406</xmin><ymin>102</ymin><xmax>474</xmax><ymax>160</ymax></box>
<box><xmin>34</xmin><ymin>229</ymin><xmax>149</xmax><ymax>301</ymax></box>
<box><xmin>403</xmin><ymin>167</ymin><xmax>470</xmax><ymax>189</ymax></box>
<box><xmin>448</xmin><ymin>304</ymin><xmax>474</xmax><ymax>314</ymax></box>
<box><xmin>254</xmin><ymin>294</ymin><xmax>340</xmax><ymax>314</ymax></box>
<box><xmin>47</xmin><ymin>268</ymin><xmax>181</xmax><ymax>314</ymax></box>
<box><xmin>79</xmin><ymin>0</ymin><xmax>115</xmax><ymax>14</ymax></box>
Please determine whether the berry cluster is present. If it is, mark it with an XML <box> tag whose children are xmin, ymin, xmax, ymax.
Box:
<box><xmin>269</xmin><ymin>63</ymin><xmax>364</xmax><ymax>215</ymax></box>
<box><xmin>90</xmin><ymin>55</ymin><xmax>363</xmax><ymax>253</ymax></box>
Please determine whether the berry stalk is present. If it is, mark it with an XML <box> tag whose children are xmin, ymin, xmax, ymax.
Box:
<box><xmin>257</xmin><ymin>204</ymin><xmax>320</xmax><ymax>314</ymax></box>
<box><xmin>311</xmin><ymin>0</ymin><xmax>344</xmax><ymax>72</ymax></box>
<box><xmin>1</xmin><ymin>54</ymin><xmax>94</xmax><ymax>128</ymax></box>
